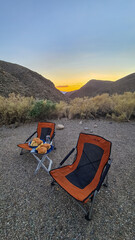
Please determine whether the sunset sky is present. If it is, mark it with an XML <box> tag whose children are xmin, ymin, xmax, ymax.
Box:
<box><xmin>0</xmin><ymin>0</ymin><xmax>135</xmax><ymax>92</ymax></box>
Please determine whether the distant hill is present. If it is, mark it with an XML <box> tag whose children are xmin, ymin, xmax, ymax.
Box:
<box><xmin>0</xmin><ymin>60</ymin><xmax>65</xmax><ymax>102</ymax></box>
<box><xmin>65</xmin><ymin>73</ymin><xmax>135</xmax><ymax>99</ymax></box>
<box><xmin>65</xmin><ymin>90</ymin><xmax>76</xmax><ymax>97</ymax></box>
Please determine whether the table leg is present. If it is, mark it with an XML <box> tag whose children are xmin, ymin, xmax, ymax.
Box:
<box><xmin>32</xmin><ymin>153</ymin><xmax>53</xmax><ymax>174</ymax></box>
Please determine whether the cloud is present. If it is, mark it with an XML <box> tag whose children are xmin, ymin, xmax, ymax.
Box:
<box><xmin>56</xmin><ymin>85</ymin><xmax>69</xmax><ymax>88</ymax></box>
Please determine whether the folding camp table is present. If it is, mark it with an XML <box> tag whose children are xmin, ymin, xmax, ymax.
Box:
<box><xmin>30</xmin><ymin>144</ymin><xmax>54</xmax><ymax>174</ymax></box>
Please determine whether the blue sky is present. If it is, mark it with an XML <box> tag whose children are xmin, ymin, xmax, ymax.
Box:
<box><xmin>0</xmin><ymin>0</ymin><xmax>135</xmax><ymax>91</ymax></box>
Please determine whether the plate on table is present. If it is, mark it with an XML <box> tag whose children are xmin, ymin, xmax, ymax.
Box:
<box><xmin>28</xmin><ymin>141</ymin><xmax>38</xmax><ymax>148</ymax></box>
<box><xmin>34</xmin><ymin>145</ymin><xmax>54</xmax><ymax>154</ymax></box>
<box><xmin>28</xmin><ymin>140</ymin><xmax>45</xmax><ymax>148</ymax></box>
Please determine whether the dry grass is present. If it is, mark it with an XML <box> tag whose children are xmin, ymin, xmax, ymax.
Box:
<box><xmin>0</xmin><ymin>92</ymin><xmax>135</xmax><ymax>125</ymax></box>
<box><xmin>0</xmin><ymin>93</ymin><xmax>34</xmax><ymax>124</ymax></box>
<box><xmin>0</xmin><ymin>94</ymin><xmax>56</xmax><ymax>124</ymax></box>
<box><xmin>56</xmin><ymin>92</ymin><xmax>135</xmax><ymax>121</ymax></box>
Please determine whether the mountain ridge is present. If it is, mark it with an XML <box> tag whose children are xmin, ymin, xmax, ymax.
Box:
<box><xmin>65</xmin><ymin>73</ymin><xmax>135</xmax><ymax>98</ymax></box>
<box><xmin>0</xmin><ymin>60</ymin><xmax>65</xmax><ymax>102</ymax></box>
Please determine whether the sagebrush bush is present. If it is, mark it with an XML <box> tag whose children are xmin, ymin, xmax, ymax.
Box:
<box><xmin>67</xmin><ymin>94</ymin><xmax>114</xmax><ymax>119</ymax></box>
<box><xmin>111</xmin><ymin>92</ymin><xmax>135</xmax><ymax>121</ymax></box>
<box><xmin>0</xmin><ymin>94</ymin><xmax>56</xmax><ymax>124</ymax></box>
<box><xmin>55</xmin><ymin>101</ymin><xmax>69</xmax><ymax>118</ymax></box>
<box><xmin>92</xmin><ymin>94</ymin><xmax>114</xmax><ymax>116</ymax></box>
<box><xmin>0</xmin><ymin>92</ymin><xmax>135</xmax><ymax>125</ymax></box>
<box><xmin>29</xmin><ymin>99</ymin><xmax>56</xmax><ymax>120</ymax></box>
<box><xmin>68</xmin><ymin>98</ymin><xmax>85</xmax><ymax>119</ymax></box>
<box><xmin>56</xmin><ymin>92</ymin><xmax>135</xmax><ymax>121</ymax></box>
<box><xmin>0</xmin><ymin>93</ymin><xmax>34</xmax><ymax>124</ymax></box>
<box><xmin>30</xmin><ymin>100</ymin><xmax>45</xmax><ymax>119</ymax></box>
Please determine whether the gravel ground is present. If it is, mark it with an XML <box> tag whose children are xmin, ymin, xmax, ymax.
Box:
<box><xmin>0</xmin><ymin>119</ymin><xmax>135</xmax><ymax>240</ymax></box>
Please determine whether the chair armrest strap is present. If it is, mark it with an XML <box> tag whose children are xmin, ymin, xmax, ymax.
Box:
<box><xmin>60</xmin><ymin>147</ymin><xmax>76</xmax><ymax>166</ymax></box>
<box><xmin>51</xmin><ymin>131</ymin><xmax>55</xmax><ymax>140</ymax></box>
<box><xmin>25</xmin><ymin>131</ymin><xmax>37</xmax><ymax>143</ymax></box>
<box><xmin>96</xmin><ymin>158</ymin><xmax>112</xmax><ymax>192</ymax></box>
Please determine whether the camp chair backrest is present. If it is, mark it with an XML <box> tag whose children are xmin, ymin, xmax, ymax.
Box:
<box><xmin>37</xmin><ymin>122</ymin><xmax>55</xmax><ymax>141</ymax></box>
<box><xmin>66</xmin><ymin>133</ymin><xmax>111</xmax><ymax>190</ymax></box>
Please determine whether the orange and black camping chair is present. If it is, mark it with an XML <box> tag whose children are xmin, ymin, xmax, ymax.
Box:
<box><xmin>18</xmin><ymin>122</ymin><xmax>55</xmax><ymax>155</ymax></box>
<box><xmin>50</xmin><ymin>133</ymin><xmax>112</xmax><ymax>220</ymax></box>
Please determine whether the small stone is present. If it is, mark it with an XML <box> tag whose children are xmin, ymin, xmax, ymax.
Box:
<box><xmin>84</xmin><ymin>127</ymin><xmax>89</xmax><ymax>130</ymax></box>
<box><xmin>79</xmin><ymin>121</ymin><xmax>82</xmax><ymax>125</ymax></box>
<box><xmin>56</xmin><ymin>124</ymin><xmax>64</xmax><ymax>130</ymax></box>
<box><xmin>94</xmin><ymin>124</ymin><xmax>98</xmax><ymax>128</ymax></box>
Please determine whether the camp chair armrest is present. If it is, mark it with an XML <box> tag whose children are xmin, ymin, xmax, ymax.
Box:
<box><xmin>51</xmin><ymin>131</ymin><xmax>55</xmax><ymax>140</ymax></box>
<box><xmin>96</xmin><ymin>158</ymin><xmax>112</xmax><ymax>192</ymax></box>
<box><xmin>25</xmin><ymin>131</ymin><xmax>37</xmax><ymax>143</ymax></box>
<box><xmin>60</xmin><ymin>147</ymin><xmax>76</xmax><ymax>166</ymax></box>
<box><xmin>108</xmin><ymin>158</ymin><xmax>112</xmax><ymax>165</ymax></box>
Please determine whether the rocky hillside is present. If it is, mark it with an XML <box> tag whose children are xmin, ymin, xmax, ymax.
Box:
<box><xmin>0</xmin><ymin>60</ymin><xmax>65</xmax><ymax>102</ymax></box>
<box><xmin>65</xmin><ymin>73</ymin><xmax>135</xmax><ymax>99</ymax></box>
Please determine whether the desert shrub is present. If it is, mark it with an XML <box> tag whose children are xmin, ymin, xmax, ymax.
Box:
<box><xmin>68</xmin><ymin>94</ymin><xmax>113</xmax><ymax>119</ymax></box>
<box><xmin>44</xmin><ymin>100</ymin><xmax>56</xmax><ymax>118</ymax></box>
<box><xmin>55</xmin><ymin>101</ymin><xmax>69</xmax><ymax>118</ymax></box>
<box><xmin>0</xmin><ymin>93</ymin><xmax>34</xmax><ymax>124</ymax></box>
<box><xmin>65</xmin><ymin>92</ymin><xmax>135</xmax><ymax>121</ymax></box>
<box><xmin>30</xmin><ymin>100</ymin><xmax>44</xmax><ymax>119</ymax></box>
<box><xmin>111</xmin><ymin>92</ymin><xmax>135</xmax><ymax>121</ymax></box>
<box><xmin>91</xmin><ymin>94</ymin><xmax>114</xmax><ymax>116</ymax></box>
<box><xmin>68</xmin><ymin>97</ymin><xmax>97</xmax><ymax>119</ymax></box>
<box><xmin>29</xmin><ymin>99</ymin><xmax>56</xmax><ymax>120</ymax></box>
<box><xmin>0</xmin><ymin>92</ymin><xmax>135</xmax><ymax>125</ymax></box>
<box><xmin>0</xmin><ymin>94</ymin><xmax>56</xmax><ymax>125</ymax></box>
<box><xmin>68</xmin><ymin>98</ymin><xmax>85</xmax><ymax>119</ymax></box>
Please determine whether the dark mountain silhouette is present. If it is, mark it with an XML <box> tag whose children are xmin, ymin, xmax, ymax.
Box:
<box><xmin>65</xmin><ymin>73</ymin><xmax>135</xmax><ymax>99</ymax></box>
<box><xmin>0</xmin><ymin>60</ymin><xmax>65</xmax><ymax>102</ymax></box>
<box><xmin>65</xmin><ymin>90</ymin><xmax>76</xmax><ymax>97</ymax></box>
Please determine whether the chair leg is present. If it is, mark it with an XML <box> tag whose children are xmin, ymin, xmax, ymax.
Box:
<box><xmin>20</xmin><ymin>148</ymin><xmax>29</xmax><ymax>155</ymax></box>
<box><xmin>53</xmin><ymin>139</ymin><xmax>56</xmax><ymax>150</ymax></box>
<box><xmin>103</xmin><ymin>174</ymin><xmax>108</xmax><ymax>187</ymax></box>
<box><xmin>85</xmin><ymin>190</ymin><xmax>97</xmax><ymax>221</ymax></box>
<box><xmin>20</xmin><ymin>148</ymin><xmax>23</xmax><ymax>155</ymax></box>
<box><xmin>51</xmin><ymin>179</ymin><xmax>56</xmax><ymax>186</ymax></box>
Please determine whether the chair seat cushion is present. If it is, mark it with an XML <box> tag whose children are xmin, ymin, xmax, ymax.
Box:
<box><xmin>50</xmin><ymin>165</ymin><xmax>96</xmax><ymax>202</ymax></box>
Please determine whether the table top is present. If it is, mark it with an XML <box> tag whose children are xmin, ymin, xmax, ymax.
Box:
<box><xmin>30</xmin><ymin>144</ymin><xmax>53</xmax><ymax>154</ymax></box>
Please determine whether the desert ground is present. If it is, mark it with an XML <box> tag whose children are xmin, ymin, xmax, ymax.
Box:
<box><xmin>0</xmin><ymin>119</ymin><xmax>135</xmax><ymax>240</ymax></box>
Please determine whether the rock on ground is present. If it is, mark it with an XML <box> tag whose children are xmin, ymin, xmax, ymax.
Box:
<box><xmin>56</xmin><ymin>124</ymin><xmax>64</xmax><ymax>130</ymax></box>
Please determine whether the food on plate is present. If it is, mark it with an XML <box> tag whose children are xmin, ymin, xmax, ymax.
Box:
<box><xmin>30</xmin><ymin>138</ymin><xmax>43</xmax><ymax>147</ymax></box>
<box><xmin>33</xmin><ymin>138</ymin><xmax>43</xmax><ymax>145</ymax></box>
<box><xmin>41</xmin><ymin>143</ymin><xmax>51</xmax><ymax>150</ymax></box>
<box><xmin>30</xmin><ymin>142</ymin><xmax>38</xmax><ymax>147</ymax></box>
<box><xmin>36</xmin><ymin>143</ymin><xmax>51</xmax><ymax>150</ymax></box>
<box><xmin>37</xmin><ymin>146</ymin><xmax>47</xmax><ymax>154</ymax></box>
<box><xmin>36</xmin><ymin>143</ymin><xmax>43</xmax><ymax>150</ymax></box>
<box><xmin>36</xmin><ymin>143</ymin><xmax>51</xmax><ymax>154</ymax></box>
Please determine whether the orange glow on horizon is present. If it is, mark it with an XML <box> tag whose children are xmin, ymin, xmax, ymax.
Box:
<box><xmin>43</xmin><ymin>72</ymin><xmax>132</xmax><ymax>92</ymax></box>
<box><xmin>56</xmin><ymin>84</ymin><xmax>83</xmax><ymax>92</ymax></box>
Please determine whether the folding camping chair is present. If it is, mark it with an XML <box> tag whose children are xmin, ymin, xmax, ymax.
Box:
<box><xmin>18</xmin><ymin>122</ymin><xmax>55</xmax><ymax>174</ymax></box>
<box><xmin>50</xmin><ymin>133</ymin><xmax>112</xmax><ymax>220</ymax></box>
